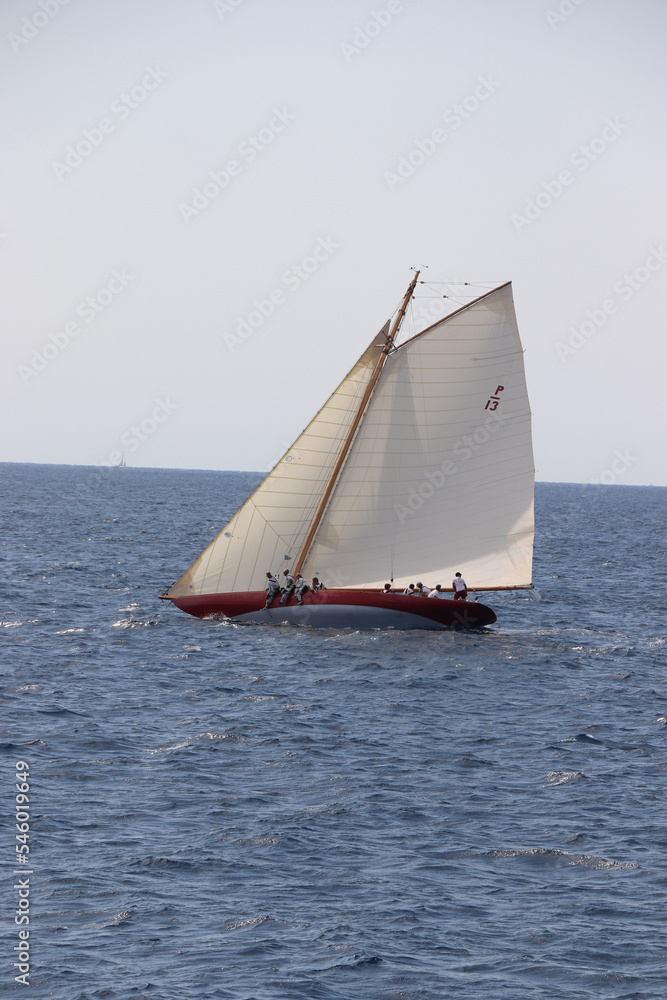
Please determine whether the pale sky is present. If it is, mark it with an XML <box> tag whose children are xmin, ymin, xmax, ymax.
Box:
<box><xmin>2</xmin><ymin>0</ymin><xmax>666</xmax><ymax>485</ymax></box>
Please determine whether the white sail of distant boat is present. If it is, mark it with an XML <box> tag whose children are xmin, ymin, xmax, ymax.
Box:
<box><xmin>162</xmin><ymin>273</ymin><xmax>535</xmax><ymax>629</ymax></box>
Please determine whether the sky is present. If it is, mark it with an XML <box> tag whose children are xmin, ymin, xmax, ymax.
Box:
<box><xmin>2</xmin><ymin>0</ymin><xmax>666</xmax><ymax>486</ymax></box>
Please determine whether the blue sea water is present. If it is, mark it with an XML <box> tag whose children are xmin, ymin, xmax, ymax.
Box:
<box><xmin>2</xmin><ymin>464</ymin><xmax>666</xmax><ymax>1000</ymax></box>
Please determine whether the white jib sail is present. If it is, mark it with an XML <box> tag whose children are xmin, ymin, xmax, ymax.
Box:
<box><xmin>168</xmin><ymin>325</ymin><xmax>389</xmax><ymax>597</ymax></box>
<box><xmin>301</xmin><ymin>283</ymin><xmax>535</xmax><ymax>591</ymax></box>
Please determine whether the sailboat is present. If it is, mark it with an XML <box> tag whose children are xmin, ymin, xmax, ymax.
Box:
<box><xmin>160</xmin><ymin>272</ymin><xmax>535</xmax><ymax>629</ymax></box>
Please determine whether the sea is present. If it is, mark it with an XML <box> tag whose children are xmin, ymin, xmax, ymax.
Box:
<box><xmin>2</xmin><ymin>464</ymin><xmax>666</xmax><ymax>1000</ymax></box>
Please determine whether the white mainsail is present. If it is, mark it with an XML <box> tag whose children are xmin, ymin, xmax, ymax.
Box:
<box><xmin>301</xmin><ymin>283</ymin><xmax>534</xmax><ymax>590</ymax></box>
<box><xmin>168</xmin><ymin>324</ymin><xmax>389</xmax><ymax>597</ymax></box>
<box><xmin>169</xmin><ymin>281</ymin><xmax>534</xmax><ymax>598</ymax></box>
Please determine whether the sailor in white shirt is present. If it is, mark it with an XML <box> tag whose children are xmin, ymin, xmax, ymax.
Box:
<box><xmin>265</xmin><ymin>572</ymin><xmax>280</xmax><ymax>608</ymax></box>
<box><xmin>414</xmin><ymin>582</ymin><xmax>431</xmax><ymax>596</ymax></box>
<box><xmin>452</xmin><ymin>572</ymin><xmax>468</xmax><ymax>600</ymax></box>
<box><xmin>294</xmin><ymin>573</ymin><xmax>309</xmax><ymax>605</ymax></box>
<box><xmin>279</xmin><ymin>570</ymin><xmax>296</xmax><ymax>604</ymax></box>
<box><xmin>428</xmin><ymin>584</ymin><xmax>447</xmax><ymax>598</ymax></box>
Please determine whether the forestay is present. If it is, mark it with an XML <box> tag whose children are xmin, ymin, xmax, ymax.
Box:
<box><xmin>168</xmin><ymin>325</ymin><xmax>389</xmax><ymax>597</ymax></box>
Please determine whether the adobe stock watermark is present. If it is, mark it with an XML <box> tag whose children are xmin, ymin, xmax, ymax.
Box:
<box><xmin>340</xmin><ymin>0</ymin><xmax>412</xmax><ymax>62</ymax></box>
<box><xmin>62</xmin><ymin>398</ymin><xmax>179</xmax><ymax>500</ymax></box>
<box><xmin>213</xmin><ymin>0</ymin><xmax>247</xmax><ymax>18</ymax></box>
<box><xmin>411</xmin><ymin>281</ymin><xmax>474</xmax><ymax>328</ymax></box>
<box><xmin>555</xmin><ymin>245</ymin><xmax>666</xmax><ymax>361</ymax></box>
<box><xmin>223</xmin><ymin>236</ymin><xmax>339</xmax><ymax>352</ymax></box>
<box><xmin>179</xmin><ymin>107</ymin><xmax>295</xmax><ymax>222</ymax></box>
<box><xmin>51</xmin><ymin>66</ymin><xmax>168</xmax><ymax>181</ymax></box>
<box><xmin>18</xmin><ymin>269</ymin><xmax>135</xmax><ymax>385</ymax></box>
<box><xmin>13</xmin><ymin>760</ymin><xmax>32</xmax><ymax>986</ymax></box>
<box><xmin>589</xmin><ymin>448</ymin><xmax>638</xmax><ymax>485</ymax></box>
<box><xmin>8</xmin><ymin>0</ymin><xmax>71</xmax><ymax>54</ymax></box>
<box><xmin>511</xmin><ymin>117</ymin><xmax>627</xmax><ymax>233</ymax></box>
<box><xmin>394</xmin><ymin>410</ymin><xmax>506</xmax><ymax>522</ymax></box>
<box><xmin>105</xmin><ymin>397</ymin><xmax>179</xmax><ymax>465</ymax></box>
<box><xmin>546</xmin><ymin>0</ymin><xmax>587</xmax><ymax>30</ymax></box>
<box><xmin>384</xmin><ymin>76</ymin><xmax>501</xmax><ymax>191</ymax></box>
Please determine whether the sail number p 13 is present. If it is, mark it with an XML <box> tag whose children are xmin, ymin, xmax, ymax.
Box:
<box><xmin>485</xmin><ymin>385</ymin><xmax>504</xmax><ymax>411</ymax></box>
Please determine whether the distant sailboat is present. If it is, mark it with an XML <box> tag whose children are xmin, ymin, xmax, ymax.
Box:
<box><xmin>160</xmin><ymin>272</ymin><xmax>535</xmax><ymax>628</ymax></box>
<box><xmin>114</xmin><ymin>454</ymin><xmax>127</xmax><ymax>468</ymax></box>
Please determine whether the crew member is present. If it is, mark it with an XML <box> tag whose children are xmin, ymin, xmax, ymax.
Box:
<box><xmin>279</xmin><ymin>570</ymin><xmax>296</xmax><ymax>605</ymax></box>
<box><xmin>452</xmin><ymin>572</ymin><xmax>468</xmax><ymax>600</ymax></box>
<box><xmin>294</xmin><ymin>574</ymin><xmax>309</xmax><ymax>605</ymax></box>
<box><xmin>311</xmin><ymin>577</ymin><xmax>325</xmax><ymax>591</ymax></box>
<box><xmin>265</xmin><ymin>572</ymin><xmax>280</xmax><ymax>609</ymax></box>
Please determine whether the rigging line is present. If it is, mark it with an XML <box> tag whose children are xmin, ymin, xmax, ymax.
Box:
<box><xmin>242</xmin><ymin>500</ymin><xmax>298</xmax><ymax>556</ymax></box>
<box><xmin>227</xmin><ymin>506</ymin><xmax>296</xmax><ymax>592</ymax></box>
<box><xmin>292</xmin><ymin>374</ymin><xmax>365</xmax><ymax>554</ymax></box>
<box><xmin>421</xmin><ymin>280</ymin><xmax>507</xmax><ymax>287</ymax></box>
<box><xmin>400</xmin><ymin>297</ymin><xmax>417</xmax><ymax>346</ymax></box>
<box><xmin>396</xmin><ymin>282</ymin><xmax>512</xmax><ymax>352</ymax></box>
<box><xmin>244</xmin><ymin>516</ymin><xmax>270</xmax><ymax>592</ymax></box>
<box><xmin>392</xmin><ymin>296</ymin><xmax>418</xmax><ymax>351</ymax></box>
<box><xmin>388</xmin><ymin>415</ymin><xmax>399</xmax><ymax>585</ymax></box>
<box><xmin>293</xmin><ymin>271</ymin><xmax>420</xmax><ymax>576</ymax></box>
<box><xmin>418</xmin><ymin>281</ymin><xmax>483</xmax><ymax>300</ymax></box>
<box><xmin>288</xmin><ymin>328</ymin><xmax>392</xmax><ymax>562</ymax></box>
<box><xmin>289</xmin><ymin>355</ymin><xmax>379</xmax><ymax>548</ymax></box>
<box><xmin>415</xmin><ymin>284</ymin><xmax>477</xmax><ymax>311</ymax></box>
<box><xmin>420</xmin><ymin>280</ymin><xmax>469</xmax><ymax>291</ymax></box>
<box><xmin>388</xmin><ymin>268</ymin><xmax>420</xmax><ymax>327</ymax></box>
<box><xmin>386</xmin><ymin>288</ymin><xmax>410</xmax><ymax>323</ymax></box>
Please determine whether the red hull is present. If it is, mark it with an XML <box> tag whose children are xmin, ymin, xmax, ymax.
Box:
<box><xmin>168</xmin><ymin>589</ymin><xmax>496</xmax><ymax>628</ymax></box>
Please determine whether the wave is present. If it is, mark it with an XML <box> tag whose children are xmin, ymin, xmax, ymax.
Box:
<box><xmin>544</xmin><ymin>770</ymin><xmax>584</xmax><ymax>785</ymax></box>
<box><xmin>100</xmin><ymin>909</ymin><xmax>133</xmax><ymax>927</ymax></box>
<box><xmin>483</xmin><ymin>847</ymin><xmax>638</xmax><ymax>870</ymax></box>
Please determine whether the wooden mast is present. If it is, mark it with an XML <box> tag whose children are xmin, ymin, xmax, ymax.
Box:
<box><xmin>293</xmin><ymin>270</ymin><xmax>420</xmax><ymax>576</ymax></box>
